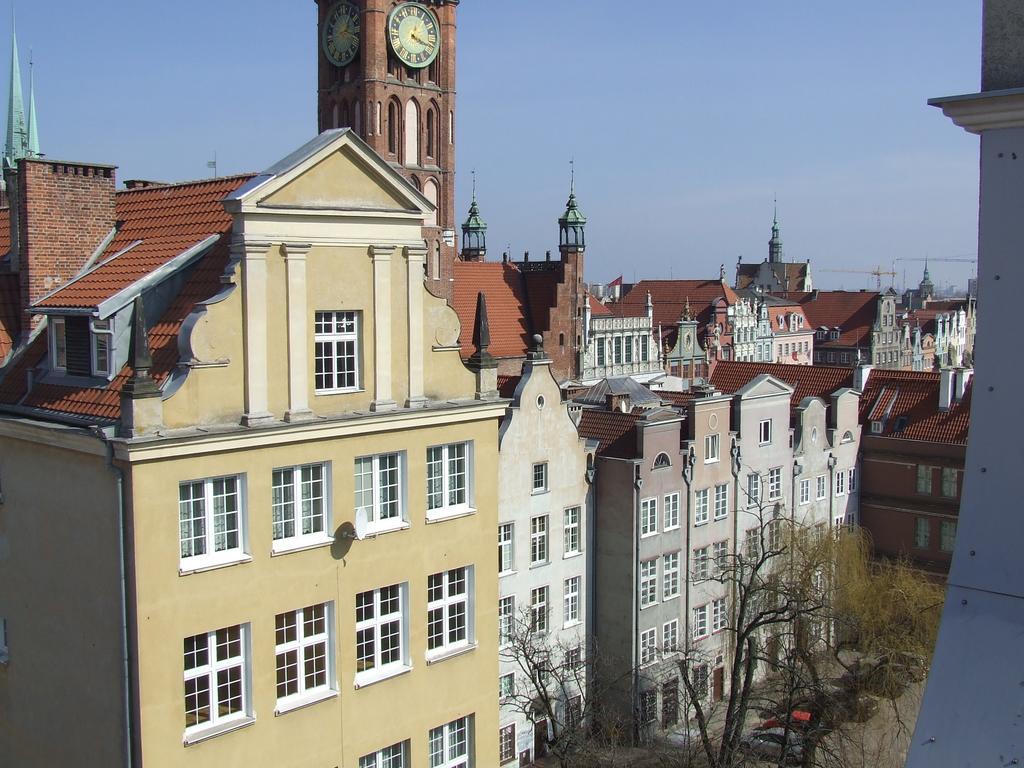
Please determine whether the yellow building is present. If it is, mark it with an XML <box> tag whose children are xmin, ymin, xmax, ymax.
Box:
<box><xmin>0</xmin><ymin>130</ymin><xmax>504</xmax><ymax>767</ymax></box>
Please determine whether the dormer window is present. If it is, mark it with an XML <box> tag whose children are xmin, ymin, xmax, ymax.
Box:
<box><xmin>50</xmin><ymin>316</ymin><xmax>115</xmax><ymax>378</ymax></box>
<box><xmin>871</xmin><ymin>421</ymin><xmax>883</xmax><ymax>434</ymax></box>
<box><xmin>830</xmin><ymin>329</ymin><xmax>840</xmax><ymax>341</ymax></box>
<box><xmin>92</xmin><ymin>319</ymin><xmax>113</xmax><ymax>377</ymax></box>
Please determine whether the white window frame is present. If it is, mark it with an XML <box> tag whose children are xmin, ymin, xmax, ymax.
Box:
<box><xmin>640</xmin><ymin>558</ymin><xmax>658</xmax><ymax>608</ymax></box>
<box><xmin>427</xmin><ymin>567</ymin><xmax>473</xmax><ymax>659</ymax></box>
<box><xmin>705</xmin><ymin>433</ymin><xmax>720</xmax><ymax>463</ymax></box>
<box><xmin>768</xmin><ymin>467</ymin><xmax>782</xmax><ymax>501</ymax></box>
<box><xmin>758</xmin><ymin>419</ymin><xmax>772</xmax><ymax>445</ymax></box>
<box><xmin>849</xmin><ymin>468</ymin><xmax>857</xmax><ymax>493</ymax></box>
<box><xmin>916</xmin><ymin>465</ymin><xmax>933</xmax><ymax>494</ymax></box>
<box><xmin>663</xmin><ymin>552</ymin><xmax>680</xmax><ymax>598</ymax></box>
<box><xmin>530</xmin><ymin>586</ymin><xmax>549</xmax><ymax>634</ymax></box>
<box><xmin>640</xmin><ymin>497</ymin><xmax>658</xmax><ymax>537</ymax></box>
<box><xmin>50</xmin><ymin>316</ymin><xmax>67</xmax><ymax>372</ymax></box>
<box><xmin>355</xmin><ymin>452</ymin><xmax>407</xmax><ymax>535</ymax></box>
<box><xmin>940</xmin><ymin>520</ymin><xmax>957</xmax><ymax>552</ymax></box>
<box><xmin>91</xmin><ymin>318</ymin><xmax>114</xmax><ymax>378</ymax></box>
<box><xmin>178</xmin><ymin>475</ymin><xmax>247</xmax><ymax>572</ymax></box>
<box><xmin>497</xmin><ymin>523</ymin><xmax>514</xmax><ymax>575</ymax></box>
<box><xmin>499</xmin><ymin>672</ymin><xmax>515</xmax><ymax>701</ymax></box>
<box><xmin>532</xmin><ymin>462</ymin><xmax>548</xmax><ymax>494</ymax></box>
<box><xmin>360</xmin><ymin>741</ymin><xmax>410</xmax><ymax>768</ymax></box>
<box><xmin>314</xmin><ymin>310</ymin><xmax>361</xmax><ymax>393</ymax></box>
<box><xmin>914</xmin><ymin>518</ymin><xmax>930</xmax><ymax>550</ymax></box>
<box><xmin>712</xmin><ymin>598</ymin><xmax>728</xmax><ymax>633</ymax></box>
<box><xmin>694</xmin><ymin>488</ymin><xmax>710</xmax><ymax>525</ymax></box>
<box><xmin>499</xmin><ymin>723</ymin><xmax>516</xmax><ymax>764</ymax></box>
<box><xmin>563</xmin><ymin>507</ymin><xmax>582</xmax><ymax>557</ymax></box>
<box><xmin>498</xmin><ymin>595</ymin><xmax>515</xmax><ymax>645</ymax></box>
<box><xmin>426</xmin><ymin>442</ymin><xmax>474</xmax><ymax>520</ymax></box>
<box><xmin>941</xmin><ymin>467</ymin><xmax>958</xmax><ymax>498</ymax></box>
<box><xmin>692</xmin><ymin>605</ymin><xmax>709</xmax><ymax>640</ymax></box>
<box><xmin>355</xmin><ymin>583</ymin><xmax>409</xmax><ymax>686</ymax></box>
<box><xmin>747</xmin><ymin>473</ymin><xmax>761</xmax><ymax>507</ymax></box>
<box><xmin>563</xmin><ymin>576</ymin><xmax>581</xmax><ymax>626</ymax></box>
<box><xmin>640</xmin><ymin>627</ymin><xmax>657</xmax><ymax>666</ymax></box>
<box><xmin>799</xmin><ymin>478</ymin><xmax>810</xmax><ymax>505</ymax></box>
<box><xmin>712</xmin><ymin>540</ymin><xmax>729</xmax><ymax>572</ymax></box>
<box><xmin>714</xmin><ymin>483</ymin><xmax>728</xmax><ymax>520</ymax></box>
<box><xmin>693</xmin><ymin>546</ymin><xmax>709</xmax><ymax>581</ymax></box>
<box><xmin>663</xmin><ymin>619</ymin><xmax>679</xmax><ymax>653</ymax></box>
<box><xmin>816</xmin><ymin>475</ymin><xmax>827</xmax><ymax>500</ymax></box>
<box><xmin>664</xmin><ymin>492</ymin><xmax>680</xmax><ymax>530</ymax></box>
<box><xmin>272</xmin><ymin>462</ymin><xmax>331</xmax><ymax>553</ymax></box>
<box><xmin>530</xmin><ymin>515</ymin><xmax>549</xmax><ymax>566</ymax></box>
<box><xmin>835</xmin><ymin>470</ymin><xmax>846</xmax><ymax>497</ymax></box>
<box><xmin>429</xmin><ymin>715</ymin><xmax>473</xmax><ymax>768</ymax></box>
<box><xmin>183</xmin><ymin>624</ymin><xmax>251</xmax><ymax>741</ymax></box>
<box><xmin>274</xmin><ymin>602</ymin><xmax>336</xmax><ymax>712</ymax></box>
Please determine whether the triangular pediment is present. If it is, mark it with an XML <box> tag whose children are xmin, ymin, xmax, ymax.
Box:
<box><xmin>735</xmin><ymin>374</ymin><xmax>794</xmax><ymax>399</ymax></box>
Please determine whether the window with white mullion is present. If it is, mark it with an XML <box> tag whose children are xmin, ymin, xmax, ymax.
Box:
<box><xmin>274</xmin><ymin>603</ymin><xmax>333</xmax><ymax>704</ymax></box>
<box><xmin>355</xmin><ymin>452</ymin><xmax>404</xmax><ymax>532</ymax></box>
<box><xmin>563</xmin><ymin>507</ymin><xmax>581</xmax><ymax>555</ymax></box>
<box><xmin>499</xmin><ymin>595</ymin><xmax>515</xmax><ymax>644</ymax></box>
<box><xmin>272</xmin><ymin>463</ymin><xmax>328</xmax><ymax>545</ymax></box>
<box><xmin>563</xmin><ymin>576</ymin><xmax>581</xmax><ymax>625</ymax></box>
<box><xmin>356</xmin><ymin>584</ymin><xmax>405</xmax><ymax>676</ymax></box>
<box><xmin>183</xmin><ymin>624</ymin><xmax>249</xmax><ymax>733</ymax></box>
<box><xmin>427</xmin><ymin>442</ymin><xmax>471</xmax><ymax>517</ymax></box>
<box><xmin>429</xmin><ymin>715</ymin><xmax>472</xmax><ymax>768</ymax></box>
<box><xmin>179</xmin><ymin>475</ymin><xmax>245</xmax><ymax>567</ymax></box>
<box><xmin>640</xmin><ymin>559</ymin><xmax>658</xmax><ymax>608</ymax></box>
<box><xmin>640</xmin><ymin>497</ymin><xmax>658</xmax><ymax>536</ymax></box>
<box><xmin>314</xmin><ymin>310</ymin><xmax>360</xmax><ymax>393</ymax></box>
<box><xmin>497</xmin><ymin>523</ymin><xmax>514</xmax><ymax>573</ymax></box>
<box><xmin>530</xmin><ymin>515</ymin><xmax>548</xmax><ymax>565</ymax></box>
<box><xmin>360</xmin><ymin>741</ymin><xmax>409</xmax><ymax>768</ymax></box>
<box><xmin>428</xmin><ymin>567</ymin><xmax>472</xmax><ymax>655</ymax></box>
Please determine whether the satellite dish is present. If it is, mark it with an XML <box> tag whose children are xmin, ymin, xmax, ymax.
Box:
<box><xmin>353</xmin><ymin>507</ymin><xmax>369</xmax><ymax>541</ymax></box>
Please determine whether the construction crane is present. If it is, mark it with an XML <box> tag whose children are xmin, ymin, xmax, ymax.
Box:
<box><xmin>819</xmin><ymin>266</ymin><xmax>897</xmax><ymax>291</ymax></box>
<box><xmin>895</xmin><ymin>256</ymin><xmax>977</xmax><ymax>263</ymax></box>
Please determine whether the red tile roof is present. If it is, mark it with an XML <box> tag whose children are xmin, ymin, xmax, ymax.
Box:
<box><xmin>710</xmin><ymin>360</ymin><xmax>855</xmax><ymax>408</ymax></box>
<box><xmin>779</xmin><ymin>291</ymin><xmax>879</xmax><ymax>348</ymax></box>
<box><xmin>34</xmin><ymin>174</ymin><xmax>253</xmax><ymax>310</ymax></box>
<box><xmin>497</xmin><ymin>375</ymin><xmax>521</xmax><ymax>399</ymax></box>
<box><xmin>588</xmin><ymin>294</ymin><xmax>613</xmax><ymax>317</ymax></box>
<box><xmin>736</xmin><ymin>262</ymin><xmax>810</xmax><ymax>291</ymax></box>
<box><xmin>576</xmin><ymin>408</ymin><xmax>642</xmax><ymax>458</ymax></box>
<box><xmin>0</xmin><ymin>272</ymin><xmax>20</xmax><ymax>360</ymax></box>
<box><xmin>453</xmin><ymin>262</ymin><xmax>532</xmax><ymax>359</ymax></box>
<box><xmin>859</xmin><ymin>369</ymin><xmax>971</xmax><ymax>444</ymax></box>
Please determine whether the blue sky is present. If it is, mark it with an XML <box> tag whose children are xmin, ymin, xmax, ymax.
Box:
<box><xmin>3</xmin><ymin>1</ymin><xmax>982</xmax><ymax>290</ymax></box>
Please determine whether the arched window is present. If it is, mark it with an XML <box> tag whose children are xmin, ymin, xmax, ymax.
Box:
<box><xmin>449</xmin><ymin>110</ymin><xmax>454</xmax><ymax>145</ymax></box>
<box><xmin>387</xmin><ymin>100</ymin><xmax>400</xmax><ymax>156</ymax></box>
<box><xmin>428</xmin><ymin>52</ymin><xmax>440</xmax><ymax>84</ymax></box>
<box><xmin>354</xmin><ymin>101</ymin><xmax>362</xmax><ymax>135</ymax></box>
<box><xmin>559</xmin><ymin>333</ymin><xmax>566</xmax><ymax>347</ymax></box>
<box><xmin>653</xmin><ymin>453</ymin><xmax>672</xmax><ymax>469</ymax></box>
<box><xmin>423</xmin><ymin>178</ymin><xmax>439</xmax><ymax>228</ymax></box>
<box><xmin>405</xmin><ymin>100</ymin><xmax>420</xmax><ymax>165</ymax></box>
<box><xmin>426</xmin><ymin>109</ymin><xmax>436</xmax><ymax>160</ymax></box>
<box><xmin>409</xmin><ymin>175</ymin><xmax>422</xmax><ymax>192</ymax></box>
<box><xmin>376</xmin><ymin>102</ymin><xmax>382</xmax><ymax>136</ymax></box>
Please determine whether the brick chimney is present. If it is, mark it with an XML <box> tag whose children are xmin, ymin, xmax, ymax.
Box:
<box><xmin>17</xmin><ymin>158</ymin><xmax>117</xmax><ymax>333</ymax></box>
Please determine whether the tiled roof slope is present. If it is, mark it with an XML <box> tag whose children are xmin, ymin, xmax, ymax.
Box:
<box><xmin>736</xmin><ymin>262</ymin><xmax>809</xmax><ymax>291</ymax></box>
<box><xmin>0</xmin><ymin>273</ymin><xmax>20</xmax><ymax>359</ymax></box>
<box><xmin>779</xmin><ymin>291</ymin><xmax>879</xmax><ymax>348</ymax></box>
<box><xmin>453</xmin><ymin>262</ymin><xmax>532</xmax><ymax>359</ymax></box>
<box><xmin>859</xmin><ymin>369</ymin><xmax>971</xmax><ymax>444</ymax></box>
<box><xmin>35</xmin><ymin>174</ymin><xmax>253</xmax><ymax>310</ymax></box>
<box><xmin>710</xmin><ymin>360</ymin><xmax>855</xmax><ymax>409</ymax></box>
<box><xmin>616</xmin><ymin>279</ymin><xmax>728</xmax><ymax>350</ymax></box>
<box><xmin>576</xmin><ymin>408</ymin><xmax>642</xmax><ymax>458</ymax></box>
<box><xmin>588</xmin><ymin>294</ymin><xmax>613</xmax><ymax>317</ymax></box>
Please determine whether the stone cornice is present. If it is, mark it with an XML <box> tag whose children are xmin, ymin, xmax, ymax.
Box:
<box><xmin>929</xmin><ymin>87</ymin><xmax>1024</xmax><ymax>134</ymax></box>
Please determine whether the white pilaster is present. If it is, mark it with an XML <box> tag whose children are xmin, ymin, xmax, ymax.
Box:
<box><xmin>371</xmin><ymin>245</ymin><xmax>397</xmax><ymax>412</ymax></box>
<box><xmin>239</xmin><ymin>241</ymin><xmax>275</xmax><ymax>426</ymax></box>
<box><xmin>405</xmin><ymin>244</ymin><xmax>428</xmax><ymax>408</ymax></box>
<box><xmin>284</xmin><ymin>243</ymin><xmax>314</xmax><ymax>423</ymax></box>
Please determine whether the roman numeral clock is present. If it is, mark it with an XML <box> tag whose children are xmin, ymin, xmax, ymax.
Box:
<box><xmin>317</xmin><ymin>0</ymin><xmax>460</xmax><ymax>294</ymax></box>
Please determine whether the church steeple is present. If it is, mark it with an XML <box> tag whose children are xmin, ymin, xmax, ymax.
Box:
<box><xmin>461</xmin><ymin>172</ymin><xmax>487</xmax><ymax>262</ymax></box>
<box><xmin>4</xmin><ymin>14</ymin><xmax>27</xmax><ymax>169</ymax></box>
<box><xmin>768</xmin><ymin>201</ymin><xmax>784</xmax><ymax>263</ymax></box>
<box><xmin>26</xmin><ymin>52</ymin><xmax>38</xmax><ymax>158</ymax></box>
<box><xmin>559</xmin><ymin>163</ymin><xmax>587</xmax><ymax>251</ymax></box>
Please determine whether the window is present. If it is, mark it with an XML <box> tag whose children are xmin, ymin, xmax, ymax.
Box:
<box><xmin>563</xmin><ymin>507</ymin><xmax>581</xmax><ymax>556</ymax></box>
<box><xmin>429</xmin><ymin>715</ymin><xmax>472</xmax><ymax>768</ymax></box>
<box><xmin>427</xmin><ymin>442</ymin><xmax>472</xmax><ymax>518</ymax></box>
<box><xmin>692</xmin><ymin>605</ymin><xmax>709</xmax><ymax>640</ymax></box>
<box><xmin>747</xmin><ymin>473</ymin><xmax>761</xmax><ymax>506</ymax></box>
<box><xmin>183</xmin><ymin>624</ymin><xmax>249</xmax><ymax>736</ymax></box>
<box><xmin>941</xmin><ymin>520</ymin><xmax>957</xmax><ymax>552</ymax></box>
<box><xmin>914</xmin><ymin>518</ymin><xmax>931</xmax><ymax>550</ymax></box>
<box><xmin>499</xmin><ymin>724</ymin><xmax>516</xmax><ymax>764</ymax></box>
<box><xmin>355</xmin><ymin>453</ymin><xmax>405</xmax><ymax>534</ymax></box>
<box><xmin>272</xmin><ymin>463</ymin><xmax>329</xmax><ymax>549</ymax></box>
<box><xmin>759</xmin><ymin>419</ymin><xmax>772</xmax><ymax>445</ymax></box>
<box><xmin>745</xmin><ymin>528</ymin><xmax>761</xmax><ymax>561</ymax></box>
<box><xmin>692</xmin><ymin>664</ymin><xmax>710</xmax><ymax>699</ymax></box>
<box><xmin>596</xmin><ymin>339</ymin><xmax>606</xmax><ymax>366</ymax></box>
<box><xmin>714</xmin><ymin>483</ymin><xmax>728</xmax><ymax>520</ymax></box>
<box><xmin>566</xmin><ymin>694</ymin><xmax>583</xmax><ymax>729</ymax></box>
<box><xmin>51</xmin><ymin>316</ymin><xmax>67</xmax><ymax>371</ymax></box>
<box><xmin>639</xmin><ymin>558</ymin><xmax>659</xmax><ymax>609</ymax></box>
<box><xmin>498</xmin><ymin>523</ymin><xmax>514</xmax><ymax>574</ymax></box>
<box><xmin>663</xmin><ymin>620</ymin><xmax>679</xmax><ymax>653</ymax></box>
<box><xmin>799</xmin><ymin>478</ymin><xmax>810</xmax><ymax>505</ymax></box>
<box><xmin>640</xmin><ymin>628</ymin><xmax>657</xmax><ymax>666</ymax></box>
<box><xmin>694</xmin><ymin>488</ymin><xmax>710</xmax><ymax>525</ymax></box>
<box><xmin>916</xmin><ymin>465</ymin><xmax>933</xmax><ymax>494</ymax></box>
<box><xmin>91</xmin><ymin>319</ymin><xmax>113</xmax><ymax>377</ymax></box>
<box><xmin>653</xmin><ymin>452</ymin><xmax>671</xmax><ymax>469</ymax></box>
<box><xmin>663</xmin><ymin>552</ymin><xmax>680</xmax><ymax>598</ymax></box>
<box><xmin>530</xmin><ymin>586</ymin><xmax>549</xmax><ymax>633</ymax></box>
<box><xmin>639</xmin><ymin>689</ymin><xmax>657</xmax><ymax>724</ymax></box>
<box><xmin>705</xmin><ymin>433</ymin><xmax>720</xmax><ymax>463</ymax></box>
<box><xmin>848</xmin><ymin>468</ymin><xmax>857</xmax><ymax>493</ymax></box>
<box><xmin>499</xmin><ymin>596</ymin><xmax>515</xmax><ymax>644</ymax></box>
<box><xmin>275</xmin><ymin>603</ymin><xmax>333</xmax><ymax>708</ymax></box>
<box><xmin>624</xmin><ymin>335</ymin><xmax>633</xmax><ymax>363</ymax></box>
<box><xmin>768</xmin><ymin>467</ymin><xmax>782</xmax><ymax>501</ymax></box>
<box><xmin>712</xmin><ymin>598</ymin><xmax>728</xmax><ymax>632</ymax></box>
<box><xmin>499</xmin><ymin>672</ymin><xmax>515</xmax><ymax>700</ymax></box>
<box><xmin>816</xmin><ymin>475</ymin><xmax>827</xmax><ymax>500</ymax></box>
<box><xmin>563</xmin><ymin>576</ymin><xmax>581</xmax><ymax>625</ymax></box>
<box><xmin>360</xmin><ymin>741</ymin><xmax>409</xmax><ymax>768</ymax></box>
<box><xmin>428</xmin><ymin>567</ymin><xmax>472</xmax><ymax>656</ymax></box>
<box><xmin>662</xmin><ymin>678</ymin><xmax>679</xmax><ymax>727</ymax></box>
<box><xmin>640</xmin><ymin>334</ymin><xmax>649</xmax><ymax>361</ymax></box>
<box><xmin>664</xmin><ymin>492</ymin><xmax>680</xmax><ymax>530</ymax></box>
<box><xmin>530</xmin><ymin>515</ymin><xmax>549</xmax><ymax>565</ymax></box>
<box><xmin>179</xmin><ymin>475</ymin><xmax>245</xmax><ymax>570</ymax></box>
<box><xmin>942</xmin><ymin>468</ymin><xmax>959</xmax><ymax>498</ymax></box>
<box><xmin>532</xmin><ymin>462</ymin><xmax>548</xmax><ymax>493</ymax></box>
<box><xmin>356</xmin><ymin>584</ymin><xmax>407</xmax><ymax>679</ymax></box>
<box><xmin>613</xmin><ymin>336</ymin><xmax>623</xmax><ymax>364</ymax></box>
<box><xmin>835</xmin><ymin>470</ymin><xmax>846</xmax><ymax>497</ymax></box>
<box><xmin>640</xmin><ymin>497</ymin><xmax>658</xmax><ymax>536</ymax></box>
<box><xmin>693</xmin><ymin>546</ymin><xmax>709</xmax><ymax>581</ymax></box>
<box><xmin>713</xmin><ymin>540</ymin><xmax>729</xmax><ymax>572</ymax></box>
<box><xmin>315</xmin><ymin>311</ymin><xmax>360</xmax><ymax>393</ymax></box>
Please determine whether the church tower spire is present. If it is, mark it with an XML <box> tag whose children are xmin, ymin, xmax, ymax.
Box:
<box><xmin>768</xmin><ymin>200</ymin><xmax>784</xmax><ymax>263</ymax></box>
<box><xmin>26</xmin><ymin>50</ymin><xmax>38</xmax><ymax>157</ymax></box>
<box><xmin>4</xmin><ymin>12</ymin><xmax>27</xmax><ymax>169</ymax></box>
<box><xmin>460</xmin><ymin>171</ymin><xmax>487</xmax><ymax>262</ymax></box>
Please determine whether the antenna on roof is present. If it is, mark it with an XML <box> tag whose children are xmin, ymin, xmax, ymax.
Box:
<box><xmin>206</xmin><ymin>151</ymin><xmax>218</xmax><ymax>178</ymax></box>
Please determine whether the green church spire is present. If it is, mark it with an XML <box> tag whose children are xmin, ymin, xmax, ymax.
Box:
<box><xmin>461</xmin><ymin>171</ymin><xmax>488</xmax><ymax>261</ymax></box>
<box><xmin>26</xmin><ymin>51</ymin><xmax>38</xmax><ymax>157</ymax></box>
<box><xmin>4</xmin><ymin>12</ymin><xmax>27</xmax><ymax>168</ymax></box>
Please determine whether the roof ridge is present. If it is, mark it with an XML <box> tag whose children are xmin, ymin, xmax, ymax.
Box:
<box><xmin>117</xmin><ymin>172</ymin><xmax>256</xmax><ymax>196</ymax></box>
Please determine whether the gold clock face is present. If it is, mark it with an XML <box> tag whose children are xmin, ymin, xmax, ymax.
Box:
<box><xmin>388</xmin><ymin>3</ymin><xmax>440</xmax><ymax>69</ymax></box>
<box><xmin>323</xmin><ymin>2</ymin><xmax>360</xmax><ymax>67</ymax></box>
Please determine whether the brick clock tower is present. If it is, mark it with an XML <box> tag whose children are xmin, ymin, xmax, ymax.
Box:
<box><xmin>316</xmin><ymin>0</ymin><xmax>459</xmax><ymax>299</ymax></box>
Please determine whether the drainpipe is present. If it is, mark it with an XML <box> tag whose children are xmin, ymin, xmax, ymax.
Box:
<box><xmin>91</xmin><ymin>426</ymin><xmax>133</xmax><ymax>768</ymax></box>
<box><xmin>631</xmin><ymin>461</ymin><xmax>644</xmax><ymax>745</ymax></box>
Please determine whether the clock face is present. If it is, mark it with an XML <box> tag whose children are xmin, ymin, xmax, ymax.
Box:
<box><xmin>323</xmin><ymin>2</ymin><xmax>360</xmax><ymax>67</ymax></box>
<box><xmin>388</xmin><ymin>3</ymin><xmax>440</xmax><ymax>69</ymax></box>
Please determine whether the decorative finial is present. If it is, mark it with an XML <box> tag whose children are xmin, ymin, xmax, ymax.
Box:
<box><xmin>466</xmin><ymin>292</ymin><xmax>496</xmax><ymax>371</ymax></box>
<box><xmin>720</xmin><ymin>263</ymin><xmax>725</xmax><ymax>281</ymax></box>
<box><xmin>471</xmin><ymin>168</ymin><xmax>477</xmax><ymax>201</ymax></box>
<box><xmin>570</xmin><ymin>158</ymin><xmax>575</xmax><ymax>196</ymax></box>
<box><xmin>123</xmin><ymin>295</ymin><xmax>161</xmax><ymax>399</ymax></box>
<box><xmin>528</xmin><ymin>333</ymin><xmax>546</xmax><ymax>361</ymax></box>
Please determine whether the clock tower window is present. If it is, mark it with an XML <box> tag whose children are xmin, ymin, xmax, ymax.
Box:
<box><xmin>426</xmin><ymin>108</ymin><xmax>436</xmax><ymax>160</ymax></box>
<box><xmin>387</xmin><ymin>100</ymin><xmax>401</xmax><ymax>157</ymax></box>
<box><xmin>404</xmin><ymin>100</ymin><xmax>420</xmax><ymax>167</ymax></box>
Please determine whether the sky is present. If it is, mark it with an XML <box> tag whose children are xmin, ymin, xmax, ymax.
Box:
<box><xmin>3</xmin><ymin>1</ymin><xmax>983</xmax><ymax>292</ymax></box>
